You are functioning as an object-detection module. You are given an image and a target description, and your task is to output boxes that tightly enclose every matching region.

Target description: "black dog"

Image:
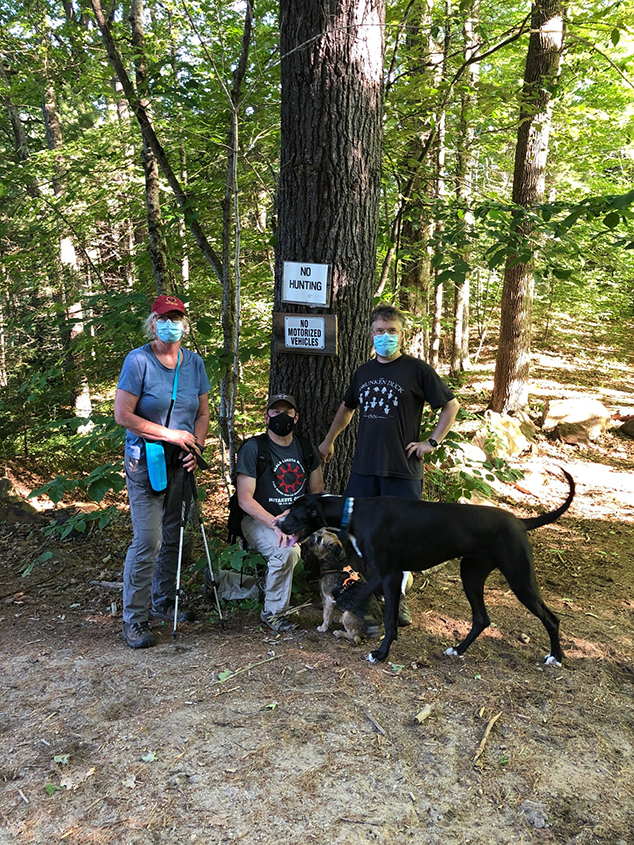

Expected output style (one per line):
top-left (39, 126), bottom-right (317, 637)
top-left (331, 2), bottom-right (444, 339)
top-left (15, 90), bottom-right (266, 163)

top-left (277, 471), bottom-right (575, 666)
top-left (303, 529), bottom-right (381, 644)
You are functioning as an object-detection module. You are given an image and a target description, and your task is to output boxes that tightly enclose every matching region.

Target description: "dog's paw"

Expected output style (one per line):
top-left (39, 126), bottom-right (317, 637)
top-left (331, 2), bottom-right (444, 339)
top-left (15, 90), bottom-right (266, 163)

top-left (543, 654), bottom-right (562, 667)
top-left (367, 652), bottom-right (379, 663)
top-left (316, 624), bottom-right (328, 633)
top-left (444, 647), bottom-right (459, 658)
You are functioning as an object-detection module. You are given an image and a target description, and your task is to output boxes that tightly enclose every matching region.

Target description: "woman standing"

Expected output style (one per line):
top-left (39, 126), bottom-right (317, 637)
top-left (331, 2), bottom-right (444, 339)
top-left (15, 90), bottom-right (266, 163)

top-left (114, 295), bottom-right (211, 649)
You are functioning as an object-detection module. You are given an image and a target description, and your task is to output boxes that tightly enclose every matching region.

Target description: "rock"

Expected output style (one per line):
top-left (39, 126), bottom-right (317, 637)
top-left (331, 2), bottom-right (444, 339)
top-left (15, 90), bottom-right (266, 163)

top-left (0, 504), bottom-right (47, 525)
top-left (555, 422), bottom-right (593, 445)
top-left (0, 477), bottom-right (15, 502)
top-left (472, 410), bottom-right (534, 460)
top-left (619, 419), bottom-right (634, 439)
top-left (541, 398), bottom-right (611, 440)
top-left (519, 799), bottom-right (549, 829)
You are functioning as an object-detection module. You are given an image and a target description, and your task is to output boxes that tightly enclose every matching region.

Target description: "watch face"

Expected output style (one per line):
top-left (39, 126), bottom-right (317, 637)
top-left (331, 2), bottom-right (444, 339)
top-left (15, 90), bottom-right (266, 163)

top-left (429, 438), bottom-right (438, 448)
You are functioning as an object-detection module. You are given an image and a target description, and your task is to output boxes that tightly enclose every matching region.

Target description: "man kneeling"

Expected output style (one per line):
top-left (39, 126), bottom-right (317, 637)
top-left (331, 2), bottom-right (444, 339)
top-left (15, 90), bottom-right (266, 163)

top-left (236, 394), bottom-right (323, 632)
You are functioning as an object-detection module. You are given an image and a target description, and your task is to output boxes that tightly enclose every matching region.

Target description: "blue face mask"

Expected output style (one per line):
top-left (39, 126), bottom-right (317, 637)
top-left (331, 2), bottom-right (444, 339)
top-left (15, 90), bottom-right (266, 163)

top-left (156, 318), bottom-right (184, 343)
top-left (373, 333), bottom-right (400, 358)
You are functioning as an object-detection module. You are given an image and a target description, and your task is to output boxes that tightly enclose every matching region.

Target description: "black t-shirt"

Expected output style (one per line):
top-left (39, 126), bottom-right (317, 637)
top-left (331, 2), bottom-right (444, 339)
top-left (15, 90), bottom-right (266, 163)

top-left (236, 434), bottom-right (321, 516)
top-left (343, 354), bottom-right (455, 479)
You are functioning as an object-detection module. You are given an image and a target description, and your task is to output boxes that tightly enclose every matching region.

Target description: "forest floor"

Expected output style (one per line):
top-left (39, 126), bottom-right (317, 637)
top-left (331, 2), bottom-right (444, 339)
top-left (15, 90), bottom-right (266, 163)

top-left (2, 316), bottom-right (634, 845)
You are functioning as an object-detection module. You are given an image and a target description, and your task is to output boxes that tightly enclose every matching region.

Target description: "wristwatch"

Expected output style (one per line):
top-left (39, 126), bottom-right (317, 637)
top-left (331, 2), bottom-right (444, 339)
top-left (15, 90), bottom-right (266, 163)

top-left (428, 438), bottom-right (439, 448)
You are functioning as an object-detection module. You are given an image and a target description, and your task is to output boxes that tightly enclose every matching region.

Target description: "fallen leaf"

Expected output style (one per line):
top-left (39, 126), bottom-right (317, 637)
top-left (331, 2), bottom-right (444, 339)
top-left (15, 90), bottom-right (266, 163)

top-left (60, 768), bottom-right (95, 791)
top-left (54, 754), bottom-right (69, 765)
top-left (122, 774), bottom-right (136, 789)
top-left (141, 751), bottom-right (156, 763)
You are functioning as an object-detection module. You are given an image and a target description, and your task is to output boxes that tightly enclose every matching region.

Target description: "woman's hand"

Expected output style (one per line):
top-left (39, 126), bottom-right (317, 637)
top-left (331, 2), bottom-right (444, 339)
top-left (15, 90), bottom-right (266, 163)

top-left (165, 428), bottom-right (197, 452)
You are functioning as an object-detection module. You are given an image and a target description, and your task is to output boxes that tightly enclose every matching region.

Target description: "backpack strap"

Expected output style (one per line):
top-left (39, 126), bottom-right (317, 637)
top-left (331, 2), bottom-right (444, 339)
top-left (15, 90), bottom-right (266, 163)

top-left (255, 432), bottom-right (271, 478)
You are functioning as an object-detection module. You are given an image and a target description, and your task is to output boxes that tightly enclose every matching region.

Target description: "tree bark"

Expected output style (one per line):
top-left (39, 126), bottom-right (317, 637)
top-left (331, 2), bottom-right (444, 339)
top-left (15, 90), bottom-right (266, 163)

top-left (451, 0), bottom-right (479, 376)
top-left (429, 1), bottom-right (451, 370)
top-left (490, 0), bottom-right (564, 413)
top-left (218, 2), bottom-right (253, 470)
top-left (130, 0), bottom-right (174, 295)
top-left (273, 0), bottom-right (385, 493)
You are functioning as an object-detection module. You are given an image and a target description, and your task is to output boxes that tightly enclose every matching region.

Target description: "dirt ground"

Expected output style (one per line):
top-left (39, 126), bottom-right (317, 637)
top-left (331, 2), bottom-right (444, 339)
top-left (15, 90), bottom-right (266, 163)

top-left (2, 320), bottom-right (634, 845)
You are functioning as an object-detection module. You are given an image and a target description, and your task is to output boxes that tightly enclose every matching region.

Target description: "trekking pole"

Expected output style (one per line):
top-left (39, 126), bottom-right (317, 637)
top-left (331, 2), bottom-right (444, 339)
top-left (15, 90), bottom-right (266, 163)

top-left (172, 465), bottom-right (190, 642)
top-left (189, 472), bottom-right (225, 630)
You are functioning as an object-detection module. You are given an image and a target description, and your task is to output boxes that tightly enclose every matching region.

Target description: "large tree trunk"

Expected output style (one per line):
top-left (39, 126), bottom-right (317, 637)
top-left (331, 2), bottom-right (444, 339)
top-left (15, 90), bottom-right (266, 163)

top-left (490, 0), bottom-right (564, 413)
top-left (272, 0), bottom-right (385, 493)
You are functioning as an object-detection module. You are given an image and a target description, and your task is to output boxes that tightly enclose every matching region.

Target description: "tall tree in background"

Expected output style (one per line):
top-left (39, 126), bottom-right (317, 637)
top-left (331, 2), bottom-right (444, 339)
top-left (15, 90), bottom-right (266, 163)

top-left (450, 0), bottom-right (479, 375)
top-left (489, 0), bottom-right (564, 412)
top-left (271, 0), bottom-right (385, 492)
top-left (130, 0), bottom-right (173, 295)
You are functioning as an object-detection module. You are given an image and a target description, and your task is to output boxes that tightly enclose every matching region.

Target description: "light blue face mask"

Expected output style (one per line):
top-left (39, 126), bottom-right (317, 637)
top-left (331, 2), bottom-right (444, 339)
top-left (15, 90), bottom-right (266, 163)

top-left (156, 318), bottom-right (184, 343)
top-left (373, 333), bottom-right (400, 358)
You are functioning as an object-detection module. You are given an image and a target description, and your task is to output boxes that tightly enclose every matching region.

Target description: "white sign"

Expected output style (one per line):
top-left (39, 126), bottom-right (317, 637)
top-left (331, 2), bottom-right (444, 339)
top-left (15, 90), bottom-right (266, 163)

top-left (282, 261), bottom-right (330, 306)
top-left (284, 316), bottom-right (325, 350)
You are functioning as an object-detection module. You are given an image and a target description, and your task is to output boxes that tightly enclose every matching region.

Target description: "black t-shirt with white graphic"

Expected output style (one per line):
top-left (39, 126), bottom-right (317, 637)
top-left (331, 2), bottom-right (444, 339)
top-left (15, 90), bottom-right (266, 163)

top-left (343, 354), bottom-right (455, 480)
top-left (236, 434), bottom-right (321, 516)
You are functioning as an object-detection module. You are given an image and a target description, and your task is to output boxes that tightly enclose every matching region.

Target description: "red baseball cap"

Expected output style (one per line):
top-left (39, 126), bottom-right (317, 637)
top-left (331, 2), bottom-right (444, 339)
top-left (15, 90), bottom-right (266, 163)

top-left (151, 294), bottom-right (185, 316)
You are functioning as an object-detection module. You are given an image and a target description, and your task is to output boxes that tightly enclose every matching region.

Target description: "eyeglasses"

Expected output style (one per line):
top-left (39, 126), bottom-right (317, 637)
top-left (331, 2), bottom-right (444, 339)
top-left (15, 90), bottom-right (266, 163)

top-left (372, 327), bottom-right (399, 335)
top-left (157, 314), bottom-right (184, 323)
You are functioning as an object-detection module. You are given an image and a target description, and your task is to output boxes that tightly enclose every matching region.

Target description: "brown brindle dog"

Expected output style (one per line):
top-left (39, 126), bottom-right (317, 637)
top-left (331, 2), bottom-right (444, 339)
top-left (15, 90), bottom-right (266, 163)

top-left (303, 529), bottom-right (381, 645)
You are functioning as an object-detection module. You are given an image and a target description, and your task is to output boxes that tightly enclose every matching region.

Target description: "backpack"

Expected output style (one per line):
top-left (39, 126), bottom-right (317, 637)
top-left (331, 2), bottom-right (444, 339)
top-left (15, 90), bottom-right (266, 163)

top-left (227, 433), bottom-right (315, 543)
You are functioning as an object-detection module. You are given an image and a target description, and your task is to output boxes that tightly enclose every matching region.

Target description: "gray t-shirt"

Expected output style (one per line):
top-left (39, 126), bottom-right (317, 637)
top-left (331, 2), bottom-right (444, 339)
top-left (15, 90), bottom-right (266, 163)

top-left (117, 344), bottom-right (211, 459)
top-left (236, 434), bottom-right (320, 516)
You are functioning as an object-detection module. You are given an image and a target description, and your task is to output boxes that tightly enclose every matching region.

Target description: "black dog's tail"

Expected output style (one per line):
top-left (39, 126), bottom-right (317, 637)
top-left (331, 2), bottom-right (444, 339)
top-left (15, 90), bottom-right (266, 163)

top-left (522, 468), bottom-right (575, 531)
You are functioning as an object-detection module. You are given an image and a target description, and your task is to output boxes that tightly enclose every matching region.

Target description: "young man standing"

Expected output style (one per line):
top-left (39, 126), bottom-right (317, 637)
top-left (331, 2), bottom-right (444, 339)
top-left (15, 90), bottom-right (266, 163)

top-left (318, 304), bottom-right (460, 624)
top-left (237, 395), bottom-right (323, 632)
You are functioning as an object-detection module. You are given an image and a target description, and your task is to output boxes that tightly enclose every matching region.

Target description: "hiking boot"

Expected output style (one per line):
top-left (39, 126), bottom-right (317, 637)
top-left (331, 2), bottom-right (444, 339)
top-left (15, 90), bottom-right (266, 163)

top-left (398, 593), bottom-right (412, 627)
top-left (150, 602), bottom-right (196, 623)
top-left (260, 610), bottom-right (296, 633)
top-left (122, 621), bottom-right (157, 649)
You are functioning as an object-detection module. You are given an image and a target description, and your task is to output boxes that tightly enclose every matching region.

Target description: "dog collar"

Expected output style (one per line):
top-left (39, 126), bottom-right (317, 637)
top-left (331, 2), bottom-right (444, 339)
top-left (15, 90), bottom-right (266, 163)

top-left (338, 497), bottom-right (354, 541)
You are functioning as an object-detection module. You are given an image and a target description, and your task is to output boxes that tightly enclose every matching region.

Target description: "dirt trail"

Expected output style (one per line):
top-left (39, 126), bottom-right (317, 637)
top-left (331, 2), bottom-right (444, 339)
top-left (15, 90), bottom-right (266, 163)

top-left (2, 324), bottom-right (634, 844)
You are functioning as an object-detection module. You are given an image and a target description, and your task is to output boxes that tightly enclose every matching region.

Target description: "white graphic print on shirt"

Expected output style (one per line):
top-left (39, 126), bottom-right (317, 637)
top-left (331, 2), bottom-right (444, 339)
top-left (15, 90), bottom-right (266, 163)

top-left (359, 378), bottom-right (405, 419)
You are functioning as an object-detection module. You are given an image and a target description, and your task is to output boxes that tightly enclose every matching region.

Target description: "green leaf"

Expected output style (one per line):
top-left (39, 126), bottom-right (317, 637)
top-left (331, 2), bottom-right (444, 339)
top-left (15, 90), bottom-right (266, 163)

top-left (611, 190), bottom-right (634, 210)
top-left (552, 268), bottom-right (572, 280)
top-left (141, 751), bottom-right (156, 762)
top-left (54, 754), bottom-right (69, 765)
top-left (196, 318), bottom-right (213, 337)
top-left (487, 248), bottom-right (507, 269)
top-left (218, 669), bottom-right (233, 681)
top-left (45, 784), bottom-right (61, 796)
top-left (603, 211), bottom-right (620, 229)
top-left (611, 27), bottom-right (620, 46)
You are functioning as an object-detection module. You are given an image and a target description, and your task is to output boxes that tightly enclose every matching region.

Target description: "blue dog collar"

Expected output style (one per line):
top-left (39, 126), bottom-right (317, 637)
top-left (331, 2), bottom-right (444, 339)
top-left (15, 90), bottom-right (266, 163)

top-left (338, 497), bottom-right (354, 541)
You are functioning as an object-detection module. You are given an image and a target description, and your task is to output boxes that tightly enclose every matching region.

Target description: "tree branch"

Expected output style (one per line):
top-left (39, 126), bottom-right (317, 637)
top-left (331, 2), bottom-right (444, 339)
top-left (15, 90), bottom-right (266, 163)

top-left (90, 0), bottom-right (223, 282)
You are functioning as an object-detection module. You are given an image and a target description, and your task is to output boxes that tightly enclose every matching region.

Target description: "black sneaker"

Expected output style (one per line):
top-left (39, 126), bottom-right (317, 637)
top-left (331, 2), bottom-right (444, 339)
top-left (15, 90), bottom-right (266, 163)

top-left (398, 593), bottom-right (412, 627)
top-left (122, 621), bottom-right (157, 649)
top-left (150, 603), bottom-right (196, 623)
top-left (260, 610), bottom-right (296, 632)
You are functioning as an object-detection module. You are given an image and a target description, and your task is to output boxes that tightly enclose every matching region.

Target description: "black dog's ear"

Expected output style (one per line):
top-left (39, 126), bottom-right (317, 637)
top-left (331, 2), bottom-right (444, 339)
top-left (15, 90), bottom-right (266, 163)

top-left (307, 496), bottom-right (327, 527)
